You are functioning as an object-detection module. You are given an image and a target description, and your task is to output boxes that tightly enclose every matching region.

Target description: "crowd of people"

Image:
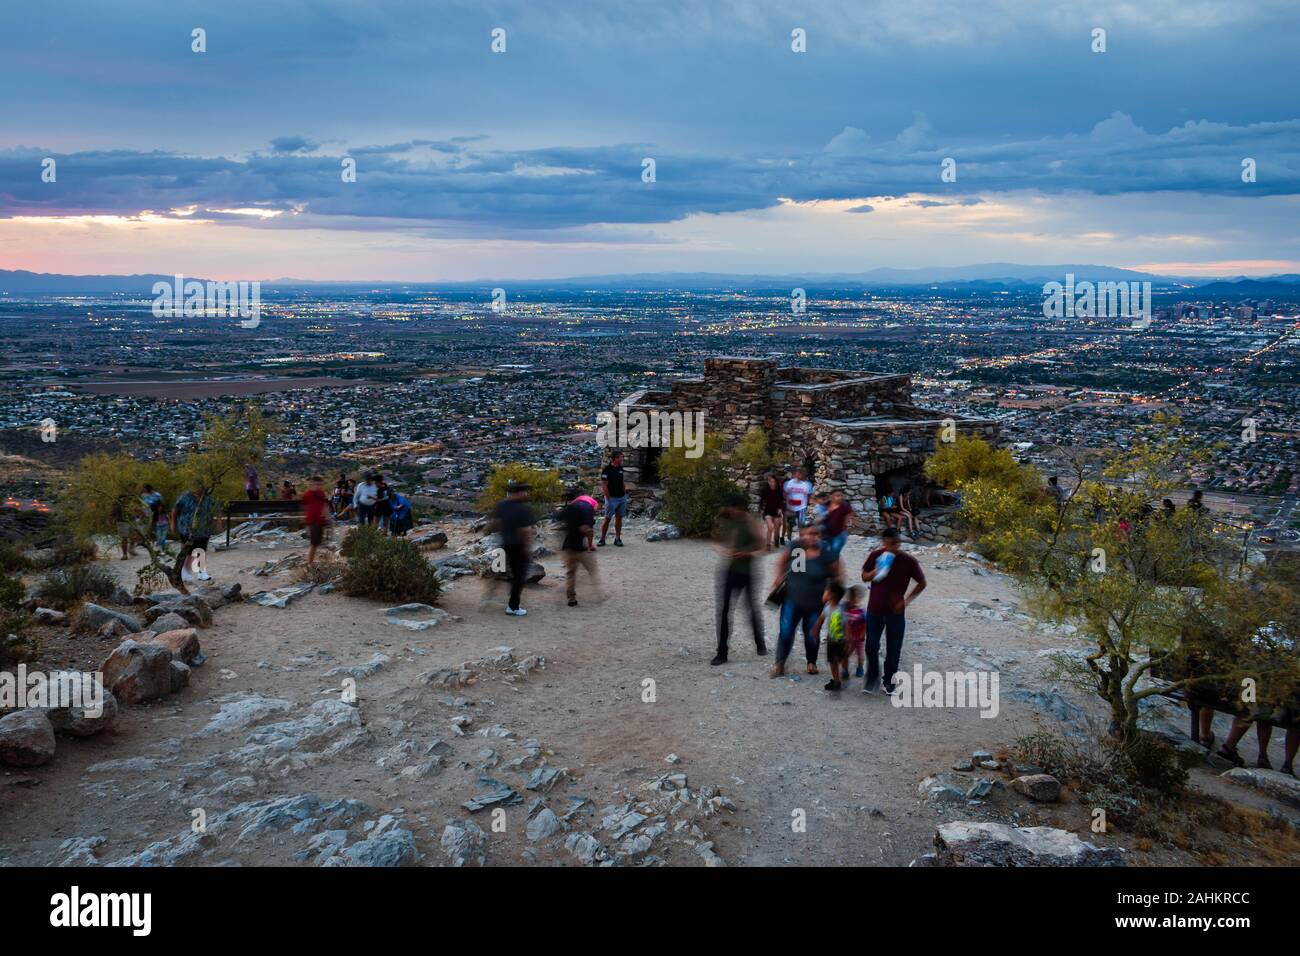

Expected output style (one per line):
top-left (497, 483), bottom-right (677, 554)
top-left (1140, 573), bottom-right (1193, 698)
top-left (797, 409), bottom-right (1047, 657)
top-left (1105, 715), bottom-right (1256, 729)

top-left (717, 469), bottom-right (929, 695)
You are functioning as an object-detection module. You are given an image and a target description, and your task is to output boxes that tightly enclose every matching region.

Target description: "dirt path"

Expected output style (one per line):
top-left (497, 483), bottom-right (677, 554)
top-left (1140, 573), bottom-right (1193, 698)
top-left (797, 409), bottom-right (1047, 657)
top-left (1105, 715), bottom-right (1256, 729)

top-left (1, 519), bottom-right (1292, 866)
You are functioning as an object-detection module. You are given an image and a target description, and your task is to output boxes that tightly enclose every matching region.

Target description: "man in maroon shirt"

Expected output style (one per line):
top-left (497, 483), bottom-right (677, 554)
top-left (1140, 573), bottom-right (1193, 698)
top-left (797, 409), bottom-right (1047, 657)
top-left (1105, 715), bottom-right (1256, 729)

top-left (860, 527), bottom-right (926, 694)
top-left (302, 476), bottom-right (330, 565)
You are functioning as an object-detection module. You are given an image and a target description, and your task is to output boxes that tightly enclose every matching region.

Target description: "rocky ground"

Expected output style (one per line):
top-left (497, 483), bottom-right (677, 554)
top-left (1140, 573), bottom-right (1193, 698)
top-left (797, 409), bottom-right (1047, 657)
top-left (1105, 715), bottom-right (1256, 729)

top-left (2, 515), bottom-right (1299, 867)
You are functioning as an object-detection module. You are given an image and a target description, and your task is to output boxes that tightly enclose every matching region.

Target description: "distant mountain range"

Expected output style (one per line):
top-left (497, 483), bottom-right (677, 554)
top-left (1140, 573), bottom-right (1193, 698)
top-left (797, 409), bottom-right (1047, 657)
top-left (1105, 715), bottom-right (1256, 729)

top-left (3, 265), bottom-right (1300, 296)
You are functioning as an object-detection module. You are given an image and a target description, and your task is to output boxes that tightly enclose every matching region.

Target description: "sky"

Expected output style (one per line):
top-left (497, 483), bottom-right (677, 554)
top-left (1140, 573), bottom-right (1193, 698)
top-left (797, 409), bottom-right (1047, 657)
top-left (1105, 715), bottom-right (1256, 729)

top-left (1, 0), bottom-right (1298, 281)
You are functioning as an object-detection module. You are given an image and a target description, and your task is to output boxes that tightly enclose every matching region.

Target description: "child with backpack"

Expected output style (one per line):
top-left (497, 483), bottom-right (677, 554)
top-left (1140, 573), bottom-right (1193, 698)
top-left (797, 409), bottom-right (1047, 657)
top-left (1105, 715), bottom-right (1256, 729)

top-left (814, 581), bottom-right (849, 691)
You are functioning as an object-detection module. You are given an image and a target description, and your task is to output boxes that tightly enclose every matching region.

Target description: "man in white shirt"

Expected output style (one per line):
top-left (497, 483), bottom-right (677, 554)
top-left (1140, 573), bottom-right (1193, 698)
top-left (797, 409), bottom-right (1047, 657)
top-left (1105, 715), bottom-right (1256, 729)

top-left (353, 473), bottom-right (379, 526)
top-left (783, 468), bottom-right (813, 532)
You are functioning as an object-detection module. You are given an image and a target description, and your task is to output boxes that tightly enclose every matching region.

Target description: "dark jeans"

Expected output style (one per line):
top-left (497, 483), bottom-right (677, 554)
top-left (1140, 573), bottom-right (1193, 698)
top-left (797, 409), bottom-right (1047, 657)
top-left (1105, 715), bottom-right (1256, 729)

top-left (504, 543), bottom-right (529, 611)
top-left (865, 611), bottom-right (906, 689)
top-left (716, 566), bottom-right (763, 655)
top-left (777, 601), bottom-right (821, 666)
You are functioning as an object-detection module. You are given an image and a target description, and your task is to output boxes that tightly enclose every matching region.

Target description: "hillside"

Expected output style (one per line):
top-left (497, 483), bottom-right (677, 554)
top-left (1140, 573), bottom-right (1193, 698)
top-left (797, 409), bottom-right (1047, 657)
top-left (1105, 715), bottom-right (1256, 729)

top-left (2, 517), bottom-right (1297, 867)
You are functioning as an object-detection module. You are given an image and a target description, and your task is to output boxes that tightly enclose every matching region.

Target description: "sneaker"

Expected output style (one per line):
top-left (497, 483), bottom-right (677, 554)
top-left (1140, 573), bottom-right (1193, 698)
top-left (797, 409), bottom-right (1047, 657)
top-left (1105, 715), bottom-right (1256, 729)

top-left (1257, 754), bottom-right (1273, 771)
top-left (854, 665), bottom-right (864, 678)
top-left (614, 538), bottom-right (624, 547)
top-left (598, 538), bottom-right (607, 547)
top-left (505, 606), bottom-right (528, 617)
top-left (196, 571), bottom-right (212, 581)
top-left (824, 680), bottom-right (841, 691)
top-left (567, 599), bottom-right (578, 607)
top-left (861, 682), bottom-right (873, 695)
top-left (710, 654), bottom-right (727, 666)
top-left (181, 568), bottom-right (195, 583)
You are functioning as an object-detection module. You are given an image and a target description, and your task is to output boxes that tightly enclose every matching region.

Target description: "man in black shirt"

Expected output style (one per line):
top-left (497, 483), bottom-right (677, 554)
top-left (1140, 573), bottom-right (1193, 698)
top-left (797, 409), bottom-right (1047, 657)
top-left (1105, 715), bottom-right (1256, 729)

top-left (492, 481), bottom-right (536, 616)
top-left (599, 451), bottom-right (628, 547)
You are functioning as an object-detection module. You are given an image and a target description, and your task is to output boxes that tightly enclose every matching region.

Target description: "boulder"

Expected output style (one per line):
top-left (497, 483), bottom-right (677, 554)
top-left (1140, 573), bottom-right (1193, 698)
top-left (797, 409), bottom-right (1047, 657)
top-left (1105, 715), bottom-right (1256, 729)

top-left (149, 611), bottom-right (190, 634)
top-left (148, 628), bottom-right (203, 666)
top-left (931, 822), bottom-right (1124, 867)
top-left (1012, 774), bottom-right (1062, 803)
top-left (1221, 767), bottom-right (1300, 808)
top-left (80, 603), bottom-right (141, 634)
top-left (918, 773), bottom-right (968, 804)
top-left (33, 607), bottom-right (66, 625)
top-left (645, 524), bottom-right (682, 542)
top-left (96, 619), bottom-right (134, 642)
top-left (0, 708), bottom-right (57, 766)
top-left (46, 672), bottom-right (119, 737)
top-left (170, 660), bottom-right (192, 693)
top-left (145, 596), bottom-right (212, 628)
top-left (101, 639), bottom-right (175, 704)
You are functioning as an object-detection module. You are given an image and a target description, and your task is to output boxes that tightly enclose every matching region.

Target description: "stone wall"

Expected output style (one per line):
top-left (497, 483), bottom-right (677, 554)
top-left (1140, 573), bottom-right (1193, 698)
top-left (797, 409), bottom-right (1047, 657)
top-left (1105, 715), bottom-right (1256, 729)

top-left (607, 357), bottom-right (1001, 510)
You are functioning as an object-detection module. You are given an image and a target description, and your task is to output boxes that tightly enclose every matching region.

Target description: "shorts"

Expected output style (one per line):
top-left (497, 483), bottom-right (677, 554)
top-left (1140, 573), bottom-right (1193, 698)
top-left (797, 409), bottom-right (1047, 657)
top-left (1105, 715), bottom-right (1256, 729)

top-left (308, 523), bottom-right (325, 546)
top-left (605, 496), bottom-right (628, 517)
top-left (825, 640), bottom-right (848, 663)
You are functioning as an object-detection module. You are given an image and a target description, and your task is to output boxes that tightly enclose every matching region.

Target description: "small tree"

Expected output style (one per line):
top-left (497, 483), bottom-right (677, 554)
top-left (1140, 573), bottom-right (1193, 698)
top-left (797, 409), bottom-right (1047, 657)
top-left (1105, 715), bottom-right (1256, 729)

top-left (926, 419), bottom-right (1275, 744)
top-left (732, 427), bottom-right (777, 483)
top-left (59, 405), bottom-right (273, 593)
top-left (660, 435), bottom-right (743, 537)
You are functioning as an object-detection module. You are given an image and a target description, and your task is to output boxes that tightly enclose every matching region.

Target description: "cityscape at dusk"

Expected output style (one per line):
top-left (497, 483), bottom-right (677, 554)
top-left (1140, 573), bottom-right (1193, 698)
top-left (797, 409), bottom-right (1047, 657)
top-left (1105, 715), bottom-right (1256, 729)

top-left (1, 0), bottom-right (1297, 918)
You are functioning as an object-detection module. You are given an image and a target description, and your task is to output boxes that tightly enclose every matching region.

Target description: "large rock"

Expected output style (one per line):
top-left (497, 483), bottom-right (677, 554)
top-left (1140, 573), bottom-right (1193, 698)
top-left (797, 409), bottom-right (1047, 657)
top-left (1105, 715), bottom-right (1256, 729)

top-left (1221, 767), bottom-right (1300, 808)
top-left (149, 611), bottom-right (191, 635)
top-left (80, 603), bottom-right (141, 634)
top-left (145, 596), bottom-right (212, 628)
top-left (33, 607), bottom-right (66, 625)
top-left (148, 628), bottom-right (203, 665)
top-left (918, 773), bottom-right (968, 804)
top-left (101, 639), bottom-right (175, 704)
top-left (1012, 774), bottom-right (1062, 803)
top-left (0, 708), bottom-right (57, 766)
top-left (325, 827), bottom-right (420, 867)
top-left (931, 822), bottom-right (1125, 867)
top-left (46, 672), bottom-right (119, 737)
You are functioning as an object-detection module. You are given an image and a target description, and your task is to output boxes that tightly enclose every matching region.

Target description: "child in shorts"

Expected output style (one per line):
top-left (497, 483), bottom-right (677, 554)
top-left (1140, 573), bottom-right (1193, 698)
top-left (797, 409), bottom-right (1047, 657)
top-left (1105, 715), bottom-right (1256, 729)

top-left (815, 581), bottom-right (848, 691)
top-left (843, 584), bottom-right (867, 678)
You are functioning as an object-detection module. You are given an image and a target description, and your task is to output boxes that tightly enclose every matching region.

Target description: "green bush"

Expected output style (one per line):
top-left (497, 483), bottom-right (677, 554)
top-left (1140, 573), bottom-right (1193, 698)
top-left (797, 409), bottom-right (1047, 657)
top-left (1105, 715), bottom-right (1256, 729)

top-left (34, 562), bottom-right (120, 611)
top-left (659, 437), bottom-right (743, 537)
top-left (339, 525), bottom-right (441, 605)
top-left (0, 573), bottom-right (34, 668)
top-left (0, 541), bottom-right (30, 574)
top-left (477, 463), bottom-right (564, 515)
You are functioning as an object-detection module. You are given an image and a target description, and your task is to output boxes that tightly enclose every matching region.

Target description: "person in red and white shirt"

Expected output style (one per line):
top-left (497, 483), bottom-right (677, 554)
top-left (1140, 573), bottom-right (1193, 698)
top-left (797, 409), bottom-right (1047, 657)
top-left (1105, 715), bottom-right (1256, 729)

top-left (783, 468), bottom-right (813, 532)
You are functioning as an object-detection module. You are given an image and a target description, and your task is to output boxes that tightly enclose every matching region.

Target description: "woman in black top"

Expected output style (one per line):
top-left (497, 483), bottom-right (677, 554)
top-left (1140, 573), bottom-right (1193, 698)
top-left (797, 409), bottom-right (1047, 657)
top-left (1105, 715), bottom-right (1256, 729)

top-left (759, 473), bottom-right (786, 549)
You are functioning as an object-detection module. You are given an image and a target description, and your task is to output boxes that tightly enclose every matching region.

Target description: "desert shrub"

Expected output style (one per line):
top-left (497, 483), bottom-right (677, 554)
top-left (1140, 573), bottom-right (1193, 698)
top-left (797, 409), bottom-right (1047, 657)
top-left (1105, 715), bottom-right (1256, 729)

top-left (29, 538), bottom-right (99, 570)
top-left (1011, 727), bottom-right (1190, 834)
top-left (0, 573), bottom-right (33, 668)
top-left (659, 437), bottom-right (744, 537)
top-left (34, 562), bottom-right (120, 610)
top-left (0, 541), bottom-right (30, 574)
top-left (339, 525), bottom-right (440, 605)
top-left (476, 463), bottom-right (563, 515)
